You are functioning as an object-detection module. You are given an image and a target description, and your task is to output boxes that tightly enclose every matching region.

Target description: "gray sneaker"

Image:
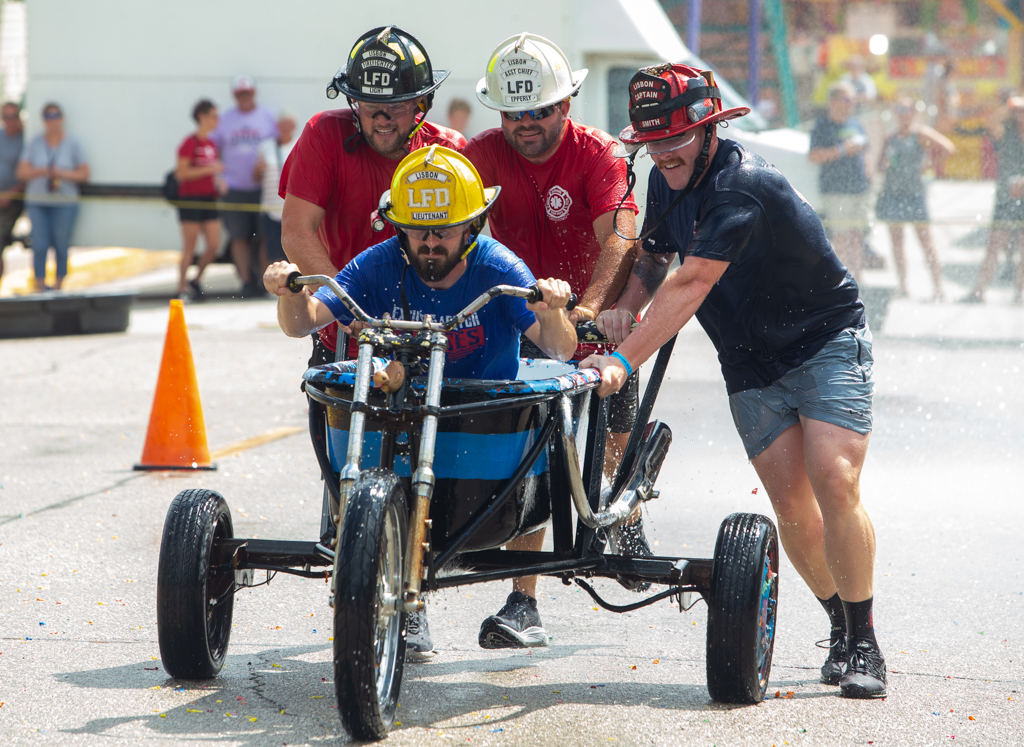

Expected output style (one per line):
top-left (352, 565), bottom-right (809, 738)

top-left (608, 516), bottom-right (652, 592)
top-left (405, 608), bottom-right (435, 661)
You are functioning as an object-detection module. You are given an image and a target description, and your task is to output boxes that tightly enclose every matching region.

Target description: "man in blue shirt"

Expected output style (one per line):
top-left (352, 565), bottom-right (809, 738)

top-left (582, 64), bottom-right (886, 699)
top-left (264, 146), bottom-right (575, 657)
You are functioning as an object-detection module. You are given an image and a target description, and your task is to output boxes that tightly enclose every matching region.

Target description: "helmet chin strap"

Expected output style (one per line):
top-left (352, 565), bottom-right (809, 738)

top-left (613, 122), bottom-right (715, 243)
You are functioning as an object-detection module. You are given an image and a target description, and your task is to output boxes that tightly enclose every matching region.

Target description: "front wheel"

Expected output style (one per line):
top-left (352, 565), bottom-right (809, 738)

top-left (157, 489), bottom-right (235, 679)
top-left (706, 512), bottom-right (779, 704)
top-left (333, 470), bottom-right (408, 741)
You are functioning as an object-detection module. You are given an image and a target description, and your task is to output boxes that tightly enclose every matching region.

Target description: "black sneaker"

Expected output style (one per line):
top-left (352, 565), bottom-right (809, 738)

top-left (188, 278), bottom-right (204, 301)
top-left (405, 608), bottom-right (435, 662)
top-left (478, 591), bottom-right (548, 649)
top-left (607, 516), bottom-right (652, 592)
top-left (816, 628), bottom-right (848, 685)
top-left (839, 638), bottom-right (887, 698)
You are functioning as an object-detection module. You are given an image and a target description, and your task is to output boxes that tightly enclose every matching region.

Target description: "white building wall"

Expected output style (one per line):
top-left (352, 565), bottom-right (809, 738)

top-left (24, 0), bottom-right (674, 249)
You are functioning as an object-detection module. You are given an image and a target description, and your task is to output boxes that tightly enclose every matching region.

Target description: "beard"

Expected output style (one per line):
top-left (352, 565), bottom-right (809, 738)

top-left (360, 112), bottom-right (418, 158)
top-left (504, 119), bottom-right (563, 159)
top-left (407, 242), bottom-right (464, 283)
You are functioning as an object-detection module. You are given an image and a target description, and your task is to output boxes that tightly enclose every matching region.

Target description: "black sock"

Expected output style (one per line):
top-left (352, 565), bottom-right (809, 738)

top-left (817, 593), bottom-right (846, 635)
top-left (842, 597), bottom-right (877, 644)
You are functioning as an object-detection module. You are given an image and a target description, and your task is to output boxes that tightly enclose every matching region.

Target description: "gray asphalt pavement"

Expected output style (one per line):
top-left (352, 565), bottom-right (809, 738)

top-left (1, 297), bottom-right (1022, 746)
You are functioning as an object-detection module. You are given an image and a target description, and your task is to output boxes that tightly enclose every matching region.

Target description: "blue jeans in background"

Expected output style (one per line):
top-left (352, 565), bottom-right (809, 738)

top-left (28, 203), bottom-right (79, 280)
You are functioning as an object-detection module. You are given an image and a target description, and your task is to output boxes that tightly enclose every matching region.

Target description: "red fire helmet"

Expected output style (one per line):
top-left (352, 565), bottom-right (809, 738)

top-left (617, 63), bottom-right (749, 155)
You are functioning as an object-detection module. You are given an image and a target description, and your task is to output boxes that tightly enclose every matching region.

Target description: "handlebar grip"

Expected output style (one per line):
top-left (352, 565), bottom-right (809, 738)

top-left (286, 271), bottom-right (302, 294)
top-left (526, 285), bottom-right (578, 311)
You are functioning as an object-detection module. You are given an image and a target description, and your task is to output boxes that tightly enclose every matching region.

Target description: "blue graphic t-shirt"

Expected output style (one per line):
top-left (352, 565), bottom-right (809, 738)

top-left (313, 235), bottom-right (539, 380)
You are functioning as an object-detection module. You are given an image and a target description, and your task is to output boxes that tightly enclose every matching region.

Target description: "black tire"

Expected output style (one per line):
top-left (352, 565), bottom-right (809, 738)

top-left (706, 512), bottom-right (779, 704)
top-left (333, 470), bottom-right (409, 740)
top-left (157, 489), bottom-right (235, 679)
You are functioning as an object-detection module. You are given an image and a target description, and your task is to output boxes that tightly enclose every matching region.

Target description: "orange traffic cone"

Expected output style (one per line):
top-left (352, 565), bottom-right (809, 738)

top-left (134, 300), bottom-right (215, 471)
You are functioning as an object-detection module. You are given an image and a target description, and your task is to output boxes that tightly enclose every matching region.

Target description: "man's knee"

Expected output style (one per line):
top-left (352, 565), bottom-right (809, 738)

top-left (812, 462), bottom-right (863, 517)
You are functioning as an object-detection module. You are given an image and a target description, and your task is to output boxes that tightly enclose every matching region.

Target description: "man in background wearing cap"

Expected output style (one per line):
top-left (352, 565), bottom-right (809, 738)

top-left (583, 64), bottom-right (887, 699)
top-left (213, 75), bottom-right (278, 296)
top-left (280, 26), bottom-right (464, 368)
top-left (464, 34), bottom-right (642, 649)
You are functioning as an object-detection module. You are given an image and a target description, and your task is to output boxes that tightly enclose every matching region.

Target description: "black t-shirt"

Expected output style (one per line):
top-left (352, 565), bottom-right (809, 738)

top-left (809, 116), bottom-right (870, 194)
top-left (642, 139), bottom-right (865, 395)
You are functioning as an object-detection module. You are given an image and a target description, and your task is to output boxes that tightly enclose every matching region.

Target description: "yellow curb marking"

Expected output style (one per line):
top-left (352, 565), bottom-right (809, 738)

top-left (0, 247), bottom-right (179, 296)
top-left (210, 426), bottom-right (305, 460)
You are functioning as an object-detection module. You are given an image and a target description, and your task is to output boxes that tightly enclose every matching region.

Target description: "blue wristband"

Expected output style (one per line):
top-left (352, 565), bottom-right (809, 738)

top-left (609, 351), bottom-right (633, 377)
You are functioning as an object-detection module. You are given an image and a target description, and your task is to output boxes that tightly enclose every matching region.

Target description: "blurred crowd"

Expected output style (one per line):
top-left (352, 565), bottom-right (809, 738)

top-left (167, 78), bottom-right (477, 303)
top-left (808, 74), bottom-right (1024, 305)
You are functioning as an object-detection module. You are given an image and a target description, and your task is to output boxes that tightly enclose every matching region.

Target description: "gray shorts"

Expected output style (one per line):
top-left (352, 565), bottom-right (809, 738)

top-left (729, 327), bottom-right (874, 459)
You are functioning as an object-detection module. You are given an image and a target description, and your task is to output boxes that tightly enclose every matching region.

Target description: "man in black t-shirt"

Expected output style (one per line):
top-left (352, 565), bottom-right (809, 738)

top-left (582, 64), bottom-right (887, 699)
top-left (809, 82), bottom-right (871, 280)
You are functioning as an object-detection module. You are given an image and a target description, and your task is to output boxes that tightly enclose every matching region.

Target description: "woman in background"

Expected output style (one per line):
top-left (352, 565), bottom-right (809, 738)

top-left (875, 96), bottom-right (954, 302)
top-left (174, 99), bottom-right (223, 301)
top-left (17, 102), bottom-right (89, 292)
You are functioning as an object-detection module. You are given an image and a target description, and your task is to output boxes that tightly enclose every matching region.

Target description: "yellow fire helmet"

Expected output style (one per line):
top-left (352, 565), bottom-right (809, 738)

top-left (378, 145), bottom-right (500, 234)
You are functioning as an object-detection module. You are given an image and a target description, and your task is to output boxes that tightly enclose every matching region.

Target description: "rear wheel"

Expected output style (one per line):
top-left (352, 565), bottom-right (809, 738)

top-left (706, 512), bottom-right (779, 703)
top-left (157, 489), bottom-right (235, 679)
top-left (333, 470), bottom-right (408, 740)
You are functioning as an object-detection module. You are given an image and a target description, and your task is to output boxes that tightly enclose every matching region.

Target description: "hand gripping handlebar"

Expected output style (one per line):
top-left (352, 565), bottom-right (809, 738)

top-left (285, 271), bottom-right (576, 332)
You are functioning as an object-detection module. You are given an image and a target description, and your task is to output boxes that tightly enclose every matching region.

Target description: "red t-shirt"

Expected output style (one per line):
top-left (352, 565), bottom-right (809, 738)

top-left (280, 109), bottom-right (466, 351)
top-left (463, 120), bottom-right (637, 298)
top-left (176, 135), bottom-right (218, 197)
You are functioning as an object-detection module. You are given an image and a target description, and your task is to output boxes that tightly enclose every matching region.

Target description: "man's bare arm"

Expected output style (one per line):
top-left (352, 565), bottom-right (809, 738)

top-left (594, 250), bottom-right (673, 344)
top-left (281, 193), bottom-right (338, 277)
top-left (264, 261), bottom-right (337, 337)
top-left (572, 209), bottom-right (638, 323)
top-left (584, 256), bottom-right (729, 397)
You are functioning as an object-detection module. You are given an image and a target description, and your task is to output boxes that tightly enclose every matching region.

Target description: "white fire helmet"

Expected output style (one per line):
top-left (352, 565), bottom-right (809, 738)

top-left (476, 32), bottom-right (588, 112)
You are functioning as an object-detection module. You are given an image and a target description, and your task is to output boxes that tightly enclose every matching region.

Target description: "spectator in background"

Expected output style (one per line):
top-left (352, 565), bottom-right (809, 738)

top-left (967, 95), bottom-right (1024, 304)
top-left (875, 96), bottom-right (955, 302)
top-left (17, 103), bottom-right (88, 292)
top-left (809, 83), bottom-right (871, 280)
top-left (174, 99), bottom-right (223, 302)
top-left (212, 75), bottom-right (277, 297)
top-left (254, 111), bottom-right (297, 265)
top-left (0, 101), bottom-right (24, 287)
top-left (841, 55), bottom-right (877, 113)
top-left (447, 98), bottom-right (471, 135)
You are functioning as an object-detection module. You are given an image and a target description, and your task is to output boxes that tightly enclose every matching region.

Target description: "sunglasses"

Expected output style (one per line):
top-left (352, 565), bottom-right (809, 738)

top-left (404, 225), bottom-right (461, 241)
top-left (643, 131), bottom-right (697, 157)
top-left (2, 113), bottom-right (19, 121)
top-left (43, 111), bottom-right (63, 120)
top-left (501, 104), bottom-right (560, 122)
top-left (352, 99), bottom-right (420, 117)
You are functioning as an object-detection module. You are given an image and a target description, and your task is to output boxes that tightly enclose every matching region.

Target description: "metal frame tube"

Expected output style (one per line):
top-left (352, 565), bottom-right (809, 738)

top-left (560, 396), bottom-right (647, 529)
top-left (403, 333), bottom-right (447, 609)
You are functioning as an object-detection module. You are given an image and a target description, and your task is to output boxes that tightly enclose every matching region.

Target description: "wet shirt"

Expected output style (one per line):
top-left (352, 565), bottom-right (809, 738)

top-left (211, 105), bottom-right (278, 191)
top-left (312, 235), bottom-right (537, 380)
top-left (176, 134), bottom-right (219, 197)
top-left (463, 120), bottom-right (637, 297)
top-left (642, 139), bottom-right (865, 394)
top-left (810, 116), bottom-right (870, 194)
top-left (281, 109), bottom-right (466, 351)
